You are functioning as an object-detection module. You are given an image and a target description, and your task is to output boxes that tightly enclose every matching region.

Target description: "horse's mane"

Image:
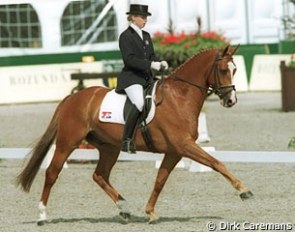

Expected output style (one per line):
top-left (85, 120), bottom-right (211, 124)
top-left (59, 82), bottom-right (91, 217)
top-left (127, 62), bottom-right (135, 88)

top-left (170, 47), bottom-right (218, 76)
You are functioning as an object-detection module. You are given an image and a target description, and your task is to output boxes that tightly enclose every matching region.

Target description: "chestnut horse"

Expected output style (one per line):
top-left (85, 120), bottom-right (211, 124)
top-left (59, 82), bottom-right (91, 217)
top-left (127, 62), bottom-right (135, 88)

top-left (17, 45), bottom-right (253, 225)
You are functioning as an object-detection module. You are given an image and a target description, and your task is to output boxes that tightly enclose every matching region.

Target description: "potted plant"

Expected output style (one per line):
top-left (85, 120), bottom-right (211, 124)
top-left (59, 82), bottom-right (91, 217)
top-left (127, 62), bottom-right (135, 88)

top-left (279, 0), bottom-right (295, 53)
top-left (280, 54), bottom-right (295, 111)
top-left (152, 17), bottom-right (229, 70)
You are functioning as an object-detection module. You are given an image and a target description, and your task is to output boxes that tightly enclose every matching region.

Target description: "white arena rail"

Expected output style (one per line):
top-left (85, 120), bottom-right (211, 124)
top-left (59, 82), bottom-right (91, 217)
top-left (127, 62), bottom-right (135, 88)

top-left (1, 147), bottom-right (295, 163)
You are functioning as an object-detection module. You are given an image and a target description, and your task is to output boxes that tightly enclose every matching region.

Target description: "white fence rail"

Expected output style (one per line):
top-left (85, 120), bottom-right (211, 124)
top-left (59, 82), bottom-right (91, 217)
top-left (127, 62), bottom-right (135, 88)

top-left (1, 148), bottom-right (295, 163)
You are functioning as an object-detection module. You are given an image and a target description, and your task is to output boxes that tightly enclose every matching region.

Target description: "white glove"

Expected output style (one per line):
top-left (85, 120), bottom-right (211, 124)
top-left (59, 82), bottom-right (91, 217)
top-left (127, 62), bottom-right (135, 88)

top-left (151, 61), bottom-right (161, 71)
top-left (161, 60), bottom-right (169, 70)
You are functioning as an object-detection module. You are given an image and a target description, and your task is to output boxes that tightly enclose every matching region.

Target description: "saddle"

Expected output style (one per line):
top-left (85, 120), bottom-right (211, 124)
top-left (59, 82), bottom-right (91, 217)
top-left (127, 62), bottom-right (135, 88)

top-left (99, 81), bottom-right (159, 152)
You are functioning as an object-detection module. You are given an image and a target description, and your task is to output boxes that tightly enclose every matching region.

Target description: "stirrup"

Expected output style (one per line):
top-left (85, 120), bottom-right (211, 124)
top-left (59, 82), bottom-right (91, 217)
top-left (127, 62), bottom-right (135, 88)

top-left (121, 139), bottom-right (136, 154)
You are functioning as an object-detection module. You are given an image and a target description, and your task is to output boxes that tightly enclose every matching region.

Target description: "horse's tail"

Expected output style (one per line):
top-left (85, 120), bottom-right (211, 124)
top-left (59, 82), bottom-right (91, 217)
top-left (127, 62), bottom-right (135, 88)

top-left (16, 98), bottom-right (66, 192)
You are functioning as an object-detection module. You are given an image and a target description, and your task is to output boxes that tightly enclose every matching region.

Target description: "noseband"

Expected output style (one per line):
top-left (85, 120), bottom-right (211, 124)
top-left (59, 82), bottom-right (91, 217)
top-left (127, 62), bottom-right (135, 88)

top-left (173, 55), bottom-right (236, 99)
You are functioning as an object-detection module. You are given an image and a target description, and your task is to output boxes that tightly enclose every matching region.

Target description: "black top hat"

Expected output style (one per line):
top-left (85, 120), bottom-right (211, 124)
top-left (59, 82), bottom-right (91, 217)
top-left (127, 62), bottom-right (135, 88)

top-left (126, 4), bottom-right (151, 16)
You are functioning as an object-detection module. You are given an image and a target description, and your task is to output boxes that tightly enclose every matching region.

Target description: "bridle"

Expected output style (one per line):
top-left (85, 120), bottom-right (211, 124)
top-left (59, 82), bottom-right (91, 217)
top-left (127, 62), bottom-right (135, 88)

top-left (172, 55), bottom-right (236, 99)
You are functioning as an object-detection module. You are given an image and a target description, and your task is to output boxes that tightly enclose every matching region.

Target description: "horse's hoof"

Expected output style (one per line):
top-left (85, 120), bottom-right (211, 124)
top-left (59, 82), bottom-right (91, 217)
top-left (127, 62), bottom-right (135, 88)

top-left (37, 220), bottom-right (47, 226)
top-left (240, 191), bottom-right (254, 200)
top-left (119, 211), bottom-right (131, 224)
top-left (147, 212), bottom-right (159, 224)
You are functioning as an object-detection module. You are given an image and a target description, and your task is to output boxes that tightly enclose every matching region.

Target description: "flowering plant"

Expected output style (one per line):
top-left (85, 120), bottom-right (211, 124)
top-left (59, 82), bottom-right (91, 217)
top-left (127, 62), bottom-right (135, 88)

top-left (287, 54), bottom-right (295, 68)
top-left (152, 30), bottom-right (229, 69)
top-left (289, 136), bottom-right (295, 149)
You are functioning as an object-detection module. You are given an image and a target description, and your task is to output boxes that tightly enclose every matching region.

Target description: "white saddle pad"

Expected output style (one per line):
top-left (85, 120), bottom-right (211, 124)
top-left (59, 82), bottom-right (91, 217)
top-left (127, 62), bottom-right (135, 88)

top-left (99, 83), bottom-right (158, 125)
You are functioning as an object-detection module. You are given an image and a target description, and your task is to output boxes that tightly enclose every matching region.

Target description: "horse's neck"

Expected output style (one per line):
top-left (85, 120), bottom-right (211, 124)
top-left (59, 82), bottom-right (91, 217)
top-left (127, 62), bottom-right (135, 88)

top-left (174, 50), bottom-right (215, 86)
top-left (163, 78), bottom-right (206, 118)
top-left (163, 50), bottom-right (216, 117)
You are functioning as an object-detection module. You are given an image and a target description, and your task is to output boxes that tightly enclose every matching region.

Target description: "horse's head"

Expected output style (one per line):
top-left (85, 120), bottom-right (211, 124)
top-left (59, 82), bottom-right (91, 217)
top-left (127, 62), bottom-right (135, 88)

top-left (209, 45), bottom-right (239, 108)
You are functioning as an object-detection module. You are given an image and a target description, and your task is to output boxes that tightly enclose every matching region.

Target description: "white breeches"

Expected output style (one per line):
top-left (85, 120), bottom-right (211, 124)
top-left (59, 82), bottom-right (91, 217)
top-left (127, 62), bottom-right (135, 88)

top-left (125, 84), bottom-right (144, 112)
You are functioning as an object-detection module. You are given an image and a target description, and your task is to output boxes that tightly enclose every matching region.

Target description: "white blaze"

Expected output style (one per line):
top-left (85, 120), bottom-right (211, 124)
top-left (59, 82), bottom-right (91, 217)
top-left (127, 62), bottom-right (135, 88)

top-left (228, 61), bottom-right (237, 105)
top-left (228, 61), bottom-right (236, 80)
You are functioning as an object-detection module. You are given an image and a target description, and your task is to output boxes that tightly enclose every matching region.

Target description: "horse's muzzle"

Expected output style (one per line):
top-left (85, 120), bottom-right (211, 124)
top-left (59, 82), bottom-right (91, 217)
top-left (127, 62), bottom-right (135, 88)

top-left (220, 90), bottom-right (237, 108)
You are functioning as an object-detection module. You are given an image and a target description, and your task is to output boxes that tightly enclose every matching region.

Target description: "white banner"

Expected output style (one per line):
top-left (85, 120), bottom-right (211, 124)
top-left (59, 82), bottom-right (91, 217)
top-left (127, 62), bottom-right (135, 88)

top-left (249, 55), bottom-right (290, 91)
top-left (0, 62), bottom-right (104, 104)
top-left (234, 55), bottom-right (248, 92)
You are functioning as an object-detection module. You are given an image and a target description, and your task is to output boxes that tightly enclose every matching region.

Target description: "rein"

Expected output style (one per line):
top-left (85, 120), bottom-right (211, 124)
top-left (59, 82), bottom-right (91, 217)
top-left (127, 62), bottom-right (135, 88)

top-left (155, 73), bottom-right (166, 106)
top-left (172, 75), bottom-right (214, 95)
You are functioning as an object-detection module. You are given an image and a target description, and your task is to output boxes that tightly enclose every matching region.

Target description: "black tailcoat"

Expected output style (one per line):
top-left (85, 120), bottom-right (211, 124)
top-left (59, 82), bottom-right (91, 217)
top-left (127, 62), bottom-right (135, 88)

top-left (116, 26), bottom-right (157, 92)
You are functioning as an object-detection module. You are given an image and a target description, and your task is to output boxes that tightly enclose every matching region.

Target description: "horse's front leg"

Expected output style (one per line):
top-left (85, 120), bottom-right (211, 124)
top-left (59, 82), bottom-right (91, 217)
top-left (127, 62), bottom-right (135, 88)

top-left (145, 153), bottom-right (182, 223)
top-left (183, 140), bottom-right (253, 199)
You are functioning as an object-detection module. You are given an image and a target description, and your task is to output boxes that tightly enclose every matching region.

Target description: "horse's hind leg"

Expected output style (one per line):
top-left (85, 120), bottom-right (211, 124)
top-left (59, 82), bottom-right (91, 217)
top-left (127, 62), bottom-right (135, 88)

top-left (91, 144), bottom-right (130, 222)
top-left (183, 141), bottom-right (253, 200)
top-left (38, 145), bottom-right (75, 225)
top-left (145, 153), bottom-right (182, 223)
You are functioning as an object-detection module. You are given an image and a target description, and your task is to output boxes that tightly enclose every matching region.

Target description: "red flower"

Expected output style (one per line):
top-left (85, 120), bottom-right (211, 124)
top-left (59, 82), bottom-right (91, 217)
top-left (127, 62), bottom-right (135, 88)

top-left (153, 31), bottom-right (165, 39)
top-left (163, 33), bottom-right (184, 45)
top-left (184, 44), bottom-right (190, 49)
top-left (200, 31), bottom-right (228, 43)
top-left (155, 32), bottom-right (189, 45)
top-left (201, 31), bottom-right (219, 39)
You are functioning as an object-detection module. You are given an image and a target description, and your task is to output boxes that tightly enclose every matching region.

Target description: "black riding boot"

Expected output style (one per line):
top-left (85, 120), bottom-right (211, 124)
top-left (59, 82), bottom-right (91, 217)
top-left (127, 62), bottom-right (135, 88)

top-left (121, 104), bottom-right (141, 153)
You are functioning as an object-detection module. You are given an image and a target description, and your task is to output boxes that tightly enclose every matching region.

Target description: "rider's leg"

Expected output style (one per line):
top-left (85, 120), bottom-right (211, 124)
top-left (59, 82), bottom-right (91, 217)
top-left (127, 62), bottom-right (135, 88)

top-left (121, 84), bottom-right (144, 153)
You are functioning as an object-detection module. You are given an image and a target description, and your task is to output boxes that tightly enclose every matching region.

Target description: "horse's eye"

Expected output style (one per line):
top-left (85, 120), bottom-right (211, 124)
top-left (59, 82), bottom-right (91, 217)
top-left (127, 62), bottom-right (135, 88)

top-left (219, 69), bottom-right (228, 75)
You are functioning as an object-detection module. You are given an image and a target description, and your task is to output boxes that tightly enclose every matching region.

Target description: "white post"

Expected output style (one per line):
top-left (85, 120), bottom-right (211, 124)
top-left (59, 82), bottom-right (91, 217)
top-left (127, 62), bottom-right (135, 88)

top-left (41, 145), bottom-right (68, 169)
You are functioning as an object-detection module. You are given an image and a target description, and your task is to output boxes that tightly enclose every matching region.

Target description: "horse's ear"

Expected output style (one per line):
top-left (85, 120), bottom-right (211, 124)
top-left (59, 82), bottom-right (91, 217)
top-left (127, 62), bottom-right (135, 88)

top-left (231, 44), bottom-right (240, 55)
top-left (222, 44), bottom-right (230, 57)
